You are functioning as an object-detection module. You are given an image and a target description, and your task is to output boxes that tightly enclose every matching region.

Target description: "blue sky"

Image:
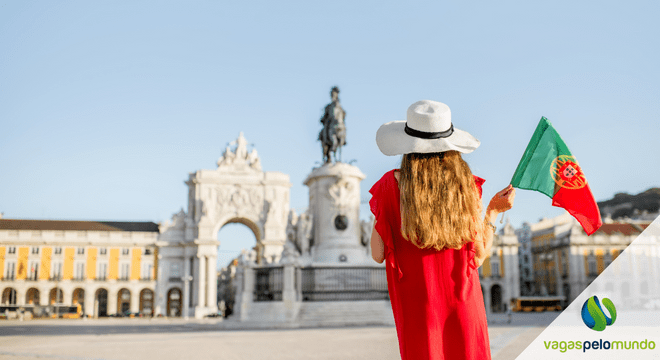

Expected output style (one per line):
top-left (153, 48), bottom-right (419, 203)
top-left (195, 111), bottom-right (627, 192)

top-left (1, 1), bottom-right (658, 268)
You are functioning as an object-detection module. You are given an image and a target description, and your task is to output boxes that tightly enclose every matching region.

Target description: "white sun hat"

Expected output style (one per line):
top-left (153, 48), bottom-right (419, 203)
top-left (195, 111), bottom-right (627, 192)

top-left (376, 100), bottom-right (480, 156)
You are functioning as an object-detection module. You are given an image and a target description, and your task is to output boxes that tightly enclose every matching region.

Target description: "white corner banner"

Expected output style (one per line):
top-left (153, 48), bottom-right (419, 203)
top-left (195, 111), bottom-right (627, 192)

top-left (516, 215), bottom-right (660, 359)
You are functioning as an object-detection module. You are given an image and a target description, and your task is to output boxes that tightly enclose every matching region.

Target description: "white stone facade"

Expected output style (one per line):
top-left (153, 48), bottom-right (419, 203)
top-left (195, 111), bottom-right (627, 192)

top-left (156, 133), bottom-right (292, 318)
top-left (478, 221), bottom-right (520, 313)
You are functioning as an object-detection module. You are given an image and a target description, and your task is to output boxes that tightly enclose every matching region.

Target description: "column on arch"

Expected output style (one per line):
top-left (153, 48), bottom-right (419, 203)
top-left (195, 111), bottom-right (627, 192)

top-left (39, 287), bottom-right (49, 307)
top-left (15, 288), bottom-right (25, 306)
top-left (197, 255), bottom-right (206, 308)
top-left (84, 286), bottom-right (95, 317)
top-left (191, 256), bottom-right (198, 308)
top-left (183, 256), bottom-right (191, 315)
top-left (130, 287), bottom-right (140, 314)
top-left (207, 255), bottom-right (217, 311)
top-left (108, 289), bottom-right (118, 316)
top-left (483, 282), bottom-right (492, 315)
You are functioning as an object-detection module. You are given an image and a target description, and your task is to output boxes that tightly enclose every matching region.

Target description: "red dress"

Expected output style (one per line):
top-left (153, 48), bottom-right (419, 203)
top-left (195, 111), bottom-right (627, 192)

top-left (369, 169), bottom-right (490, 360)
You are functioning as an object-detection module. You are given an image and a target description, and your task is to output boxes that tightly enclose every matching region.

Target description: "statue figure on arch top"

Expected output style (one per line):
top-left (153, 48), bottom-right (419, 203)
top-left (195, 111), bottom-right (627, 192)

top-left (217, 132), bottom-right (262, 171)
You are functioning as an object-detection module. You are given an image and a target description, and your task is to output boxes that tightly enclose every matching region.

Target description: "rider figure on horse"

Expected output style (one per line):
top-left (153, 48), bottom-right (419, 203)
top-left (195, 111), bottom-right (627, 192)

top-left (319, 86), bottom-right (346, 163)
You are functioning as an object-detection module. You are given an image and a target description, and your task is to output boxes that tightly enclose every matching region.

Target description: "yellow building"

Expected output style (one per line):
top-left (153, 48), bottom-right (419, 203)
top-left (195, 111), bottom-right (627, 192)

top-left (529, 213), bottom-right (650, 306)
top-left (0, 219), bottom-right (158, 317)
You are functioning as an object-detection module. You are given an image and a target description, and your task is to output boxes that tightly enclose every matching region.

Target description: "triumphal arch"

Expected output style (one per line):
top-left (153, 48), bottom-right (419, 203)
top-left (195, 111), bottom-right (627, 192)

top-left (156, 132), bottom-right (291, 318)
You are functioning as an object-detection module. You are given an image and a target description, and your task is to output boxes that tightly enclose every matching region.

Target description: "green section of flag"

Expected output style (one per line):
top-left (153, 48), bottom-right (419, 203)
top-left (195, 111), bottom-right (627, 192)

top-left (510, 117), bottom-right (573, 198)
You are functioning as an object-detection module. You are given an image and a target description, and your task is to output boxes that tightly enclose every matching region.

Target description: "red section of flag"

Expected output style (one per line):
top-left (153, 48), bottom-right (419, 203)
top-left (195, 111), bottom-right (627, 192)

top-left (552, 185), bottom-right (603, 235)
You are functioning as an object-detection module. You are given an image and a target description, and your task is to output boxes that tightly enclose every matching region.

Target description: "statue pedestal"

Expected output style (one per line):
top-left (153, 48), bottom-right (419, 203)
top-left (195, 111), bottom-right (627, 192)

top-left (304, 162), bottom-right (370, 264)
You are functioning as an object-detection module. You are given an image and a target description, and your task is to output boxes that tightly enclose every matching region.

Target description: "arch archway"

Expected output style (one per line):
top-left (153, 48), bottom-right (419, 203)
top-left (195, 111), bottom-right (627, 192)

top-left (95, 288), bottom-right (108, 317)
top-left (49, 288), bottom-right (63, 305)
top-left (26, 288), bottom-right (40, 305)
top-left (157, 133), bottom-right (292, 318)
top-left (140, 289), bottom-right (154, 316)
top-left (72, 288), bottom-right (85, 305)
top-left (490, 284), bottom-right (503, 313)
top-left (218, 220), bottom-right (259, 268)
top-left (2, 288), bottom-right (17, 305)
top-left (167, 288), bottom-right (182, 317)
top-left (117, 289), bottom-right (131, 315)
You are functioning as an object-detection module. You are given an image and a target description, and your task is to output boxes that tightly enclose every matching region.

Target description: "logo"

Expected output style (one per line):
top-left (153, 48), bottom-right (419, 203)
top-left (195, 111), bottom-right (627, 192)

top-left (581, 296), bottom-right (617, 331)
top-left (551, 155), bottom-right (587, 190)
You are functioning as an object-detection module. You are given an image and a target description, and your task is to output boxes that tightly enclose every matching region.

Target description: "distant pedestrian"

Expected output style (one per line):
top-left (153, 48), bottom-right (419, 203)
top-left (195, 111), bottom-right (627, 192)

top-left (370, 100), bottom-right (515, 360)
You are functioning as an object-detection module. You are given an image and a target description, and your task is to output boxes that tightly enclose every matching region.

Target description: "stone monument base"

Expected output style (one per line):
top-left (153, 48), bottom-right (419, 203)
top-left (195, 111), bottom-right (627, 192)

top-left (304, 162), bottom-right (369, 264)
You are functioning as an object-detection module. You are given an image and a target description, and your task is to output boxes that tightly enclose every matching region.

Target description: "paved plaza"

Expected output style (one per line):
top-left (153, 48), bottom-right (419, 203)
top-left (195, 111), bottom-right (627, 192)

top-left (0, 313), bottom-right (558, 360)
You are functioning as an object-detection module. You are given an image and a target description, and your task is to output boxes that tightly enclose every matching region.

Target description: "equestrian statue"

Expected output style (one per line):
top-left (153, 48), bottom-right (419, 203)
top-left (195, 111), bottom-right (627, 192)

top-left (318, 86), bottom-right (347, 163)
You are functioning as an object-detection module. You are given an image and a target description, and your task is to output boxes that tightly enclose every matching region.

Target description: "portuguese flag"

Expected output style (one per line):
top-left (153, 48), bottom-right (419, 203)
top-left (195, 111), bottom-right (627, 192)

top-left (511, 117), bottom-right (602, 235)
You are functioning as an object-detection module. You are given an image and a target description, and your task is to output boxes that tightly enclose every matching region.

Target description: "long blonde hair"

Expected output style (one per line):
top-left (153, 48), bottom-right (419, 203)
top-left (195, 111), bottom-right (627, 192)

top-left (399, 151), bottom-right (485, 250)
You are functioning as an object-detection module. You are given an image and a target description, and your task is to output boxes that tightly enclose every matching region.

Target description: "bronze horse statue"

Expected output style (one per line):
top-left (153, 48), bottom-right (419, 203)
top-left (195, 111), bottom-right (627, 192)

top-left (318, 87), bottom-right (346, 163)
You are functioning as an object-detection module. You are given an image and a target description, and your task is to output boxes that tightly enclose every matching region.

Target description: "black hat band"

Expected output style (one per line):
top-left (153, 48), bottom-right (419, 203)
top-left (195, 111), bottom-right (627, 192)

top-left (404, 123), bottom-right (454, 139)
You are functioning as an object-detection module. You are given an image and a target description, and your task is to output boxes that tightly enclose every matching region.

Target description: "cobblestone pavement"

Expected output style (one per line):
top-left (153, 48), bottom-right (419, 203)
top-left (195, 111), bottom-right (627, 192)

top-left (0, 313), bottom-right (559, 360)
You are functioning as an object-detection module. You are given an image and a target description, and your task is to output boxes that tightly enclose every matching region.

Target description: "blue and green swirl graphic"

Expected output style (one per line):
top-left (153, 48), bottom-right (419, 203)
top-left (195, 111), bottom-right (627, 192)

top-left (581, 296), bottom-right (617, 331)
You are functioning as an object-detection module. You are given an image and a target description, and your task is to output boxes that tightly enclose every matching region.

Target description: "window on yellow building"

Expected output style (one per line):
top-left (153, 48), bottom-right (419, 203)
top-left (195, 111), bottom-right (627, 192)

top-left (28, 261), bottom-right (39, 281)
top-left (51, 262), bottom-right (62, 280)
top-left (142, 263), bottom-right (153, 280)
top-left (99, 248), bottom-right (107, 256)
top-left (31, 247), bottom-right (39, 255)
top-left (491, 253), bottom-right (500, 277)
top-left (77, 247), bottom-right (85, 255)
top-left (98, 263), bottom-right (108, 280)
top-left (120, 263), bottom-right (130, 280)
top-left (8, 247), bottom-right (16, 255)
top-left (121, 248), bottom-right (129, 256)
top-left (54, 247), bottom-right (62, 255)
top-left (5, 262), bottom-right (16, 280)
top-left (75, 263), bottom-right (85, 280)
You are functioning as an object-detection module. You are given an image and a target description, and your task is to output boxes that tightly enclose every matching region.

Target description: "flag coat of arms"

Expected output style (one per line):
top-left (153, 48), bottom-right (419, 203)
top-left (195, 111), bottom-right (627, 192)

top-left (511, 117), bottom-right (603, 235)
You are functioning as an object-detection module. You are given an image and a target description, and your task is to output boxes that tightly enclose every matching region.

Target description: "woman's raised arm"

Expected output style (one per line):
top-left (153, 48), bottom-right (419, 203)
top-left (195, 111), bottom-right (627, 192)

top-left (475, 184), bottom-right (516, 265)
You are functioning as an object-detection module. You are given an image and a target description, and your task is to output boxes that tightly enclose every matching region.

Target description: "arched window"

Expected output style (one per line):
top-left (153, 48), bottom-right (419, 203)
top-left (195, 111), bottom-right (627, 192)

top-left (167, 288), bottom-right (182, 317)
top-left (139, 289), bottom-right (154, 316)
top-left (490, 285), bottom-right (503, 313)
top-left (49, 288), bottom-right (63, 304)
top-left (72, 288), bottom-right (85, 306)
top-left (117, 289), bottom-right (131, 315)
top-left (26, 288), bottom-right (40, 305)
top-left (2, 288), bottom-right (17, 305)
top-left (95, 288), bottom-right (108, 317)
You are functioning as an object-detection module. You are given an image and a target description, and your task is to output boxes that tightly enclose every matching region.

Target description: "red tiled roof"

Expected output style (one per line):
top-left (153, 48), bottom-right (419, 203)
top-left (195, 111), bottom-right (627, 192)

top-left (0, 219), bottom-right (159, 232)
top-left (593, 223), bottom-right (647, 236)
